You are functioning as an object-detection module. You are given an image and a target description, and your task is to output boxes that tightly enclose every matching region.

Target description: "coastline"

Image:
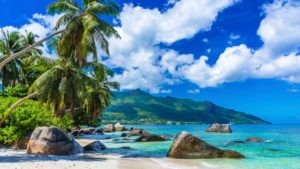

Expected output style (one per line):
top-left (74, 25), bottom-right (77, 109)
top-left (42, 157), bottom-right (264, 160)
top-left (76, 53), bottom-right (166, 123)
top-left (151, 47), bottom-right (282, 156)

top-left (0, 148), bottom-right (225, 169)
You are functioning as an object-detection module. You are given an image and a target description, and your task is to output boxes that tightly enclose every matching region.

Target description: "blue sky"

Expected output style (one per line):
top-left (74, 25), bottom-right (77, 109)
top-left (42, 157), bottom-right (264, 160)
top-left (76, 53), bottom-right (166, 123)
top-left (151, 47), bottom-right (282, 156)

top-left (1, 0), bottom-right (300, 124)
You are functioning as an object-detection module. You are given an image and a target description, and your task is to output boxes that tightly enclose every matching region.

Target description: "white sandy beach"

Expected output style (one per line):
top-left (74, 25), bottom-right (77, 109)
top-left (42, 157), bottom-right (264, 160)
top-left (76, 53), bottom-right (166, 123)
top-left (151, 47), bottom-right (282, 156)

top-left (0, 148), bottom-right (226, 169)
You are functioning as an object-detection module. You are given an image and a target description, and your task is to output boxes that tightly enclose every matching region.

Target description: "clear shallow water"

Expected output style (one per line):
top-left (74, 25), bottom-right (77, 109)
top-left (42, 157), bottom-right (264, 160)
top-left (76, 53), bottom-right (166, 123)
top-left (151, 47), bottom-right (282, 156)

top-left (82, 125), bottom-right (300, 169)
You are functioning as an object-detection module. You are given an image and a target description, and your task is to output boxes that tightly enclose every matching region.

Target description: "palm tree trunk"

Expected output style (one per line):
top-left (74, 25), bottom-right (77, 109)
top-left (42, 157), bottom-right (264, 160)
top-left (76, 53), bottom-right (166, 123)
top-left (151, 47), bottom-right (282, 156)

top-left (0, 30), bottom-right (64, 71)
top-left (0, 92), bottom-right (38, 127)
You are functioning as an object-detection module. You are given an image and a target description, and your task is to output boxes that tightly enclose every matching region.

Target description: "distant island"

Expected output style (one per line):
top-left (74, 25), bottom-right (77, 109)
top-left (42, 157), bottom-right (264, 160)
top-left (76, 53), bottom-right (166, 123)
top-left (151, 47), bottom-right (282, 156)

top-left (103, 90), bottom-right (270, 124)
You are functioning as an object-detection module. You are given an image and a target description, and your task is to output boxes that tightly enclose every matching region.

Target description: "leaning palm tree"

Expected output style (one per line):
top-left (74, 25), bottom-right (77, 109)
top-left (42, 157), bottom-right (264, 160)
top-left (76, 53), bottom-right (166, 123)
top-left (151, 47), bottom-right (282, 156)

top-left (0, 0), bottom-right (120, 71)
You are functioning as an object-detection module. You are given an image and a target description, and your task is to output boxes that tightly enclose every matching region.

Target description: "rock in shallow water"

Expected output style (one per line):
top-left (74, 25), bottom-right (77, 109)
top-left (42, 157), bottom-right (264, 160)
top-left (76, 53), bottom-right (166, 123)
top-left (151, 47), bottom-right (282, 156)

top-left (83, 141), bottom-right (106, 152)
top-left (135, 134), bottom-right (169, 142)
top-left (222, 140), bottom-right (245, 147)
top-left (27, 126), bottom-right (83, 156)
top-left (246, 137), bottom-right (264, 142)
top-left (206, 123), bottom-right (232, 133)
top-left (167, 131), bottom-right (245, 159)
top-left (114, 123), bottom-right (126, 131)
top-left (103, 124), bottom-right (115, 133)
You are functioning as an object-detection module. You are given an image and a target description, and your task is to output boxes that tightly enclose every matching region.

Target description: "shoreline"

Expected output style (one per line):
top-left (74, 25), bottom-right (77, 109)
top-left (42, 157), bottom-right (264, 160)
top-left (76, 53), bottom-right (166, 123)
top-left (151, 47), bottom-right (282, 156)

top-left (0, 148), bottom-right (226, 169)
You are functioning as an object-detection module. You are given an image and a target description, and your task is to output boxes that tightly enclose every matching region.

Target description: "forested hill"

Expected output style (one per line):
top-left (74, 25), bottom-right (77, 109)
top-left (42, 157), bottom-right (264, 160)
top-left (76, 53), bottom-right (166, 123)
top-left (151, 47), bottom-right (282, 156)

top-left (103, 90), bottom-right (269, 124)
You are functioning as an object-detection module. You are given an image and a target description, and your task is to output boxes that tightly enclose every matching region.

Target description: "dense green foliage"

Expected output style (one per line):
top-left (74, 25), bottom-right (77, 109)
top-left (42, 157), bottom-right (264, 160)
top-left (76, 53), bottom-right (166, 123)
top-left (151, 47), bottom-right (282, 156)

top-left (104, 90), bottom-right (269, 124)
top-left (0, 96), bottom-right (73, 145)
top-left (0, 0), bottom-right (121, 146)
top-left (0, 30), bottom-right (42, 97)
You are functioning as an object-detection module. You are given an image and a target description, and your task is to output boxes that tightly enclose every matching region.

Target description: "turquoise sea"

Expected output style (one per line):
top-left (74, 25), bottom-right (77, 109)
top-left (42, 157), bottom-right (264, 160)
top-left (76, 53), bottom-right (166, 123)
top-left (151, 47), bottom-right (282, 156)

top-left (82, 124), bottom-right (300, 169)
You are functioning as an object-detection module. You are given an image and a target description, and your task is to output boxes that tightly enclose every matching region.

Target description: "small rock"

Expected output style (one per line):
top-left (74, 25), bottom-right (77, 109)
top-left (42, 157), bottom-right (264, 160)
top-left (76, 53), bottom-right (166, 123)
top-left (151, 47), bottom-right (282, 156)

top-left (246, 137), bottom-right (264, 142)
top-left (206, 123), bottom-right (232, 133)
top-left (13, 135), bottom-right (31, 149)
top-left (129, 129), bottom-right (144, 136)
top-left (83, 141), bottom-right (106, 152)
top-left (114, 123), bottom-right (126, 131)
top-left (136, 134), bottom-right (169, 142)
top-left (93, 128), bottom-right (104, 135)
top-left (80, 128), bottom-right (95, 135)
top-left (222, 140), bottom-right (245, 146)
top-left (121, 133), bottom-right (128, 137)
top-left (103, 124), bottom-right (115, 133)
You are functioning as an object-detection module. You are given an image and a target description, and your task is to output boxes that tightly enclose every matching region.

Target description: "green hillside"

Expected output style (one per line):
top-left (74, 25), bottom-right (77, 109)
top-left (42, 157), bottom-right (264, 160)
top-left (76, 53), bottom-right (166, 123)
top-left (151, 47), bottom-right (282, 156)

top-left (103, 90), bottom-right (269, 124)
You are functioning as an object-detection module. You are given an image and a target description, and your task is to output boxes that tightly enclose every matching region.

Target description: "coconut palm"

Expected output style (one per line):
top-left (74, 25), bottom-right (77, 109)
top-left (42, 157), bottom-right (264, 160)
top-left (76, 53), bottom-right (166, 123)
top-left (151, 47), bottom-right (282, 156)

top-left (0, 30), bottom-right (24, 96)
top-left (82, 62), bottom-right (119, 117)
top-left (0, 0), bottom-right (120, 70)
top-left (28, 59), bottom-right (119, 120)
top-left (29, 58), bottom-right (86, 117)
top-left (0, 29), bottom-right (46, 96)
top-left (49, 0), bottom-right (120, 64)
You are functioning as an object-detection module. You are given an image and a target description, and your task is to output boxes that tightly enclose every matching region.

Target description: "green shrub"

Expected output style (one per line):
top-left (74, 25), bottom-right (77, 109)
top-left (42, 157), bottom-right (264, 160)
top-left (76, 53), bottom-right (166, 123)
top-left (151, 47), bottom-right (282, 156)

top-left (0, 96), bottom-right (73, 145)
top-left (5, 84), bottom-right (28, 98)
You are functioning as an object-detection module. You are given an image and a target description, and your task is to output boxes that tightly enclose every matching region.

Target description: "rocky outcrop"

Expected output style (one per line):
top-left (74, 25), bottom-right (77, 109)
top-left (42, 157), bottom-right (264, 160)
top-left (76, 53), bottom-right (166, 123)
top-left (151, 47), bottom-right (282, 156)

top-left (246, 137), bottom-right (263, 142)
top-left (27, 126), bottom-right (83, 156)
top-left (103, 124), bottom-right (115, 133)
top-left (135, 134), bottom-right (169, 142)
top-left (83, 141), bottom-right (106, 152)
top-left (114, 123), bottom-right (126, 131)
top-left (206, 123), bottom-right (232, 133)
top-left (167, 131), bottom-right (245, 159)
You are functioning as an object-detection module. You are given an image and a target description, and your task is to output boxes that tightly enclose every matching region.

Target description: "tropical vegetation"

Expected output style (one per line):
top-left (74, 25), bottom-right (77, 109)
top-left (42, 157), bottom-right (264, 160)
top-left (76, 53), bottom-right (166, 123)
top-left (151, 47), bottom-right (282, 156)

top-left (0, 0), bottom-right (121, 145)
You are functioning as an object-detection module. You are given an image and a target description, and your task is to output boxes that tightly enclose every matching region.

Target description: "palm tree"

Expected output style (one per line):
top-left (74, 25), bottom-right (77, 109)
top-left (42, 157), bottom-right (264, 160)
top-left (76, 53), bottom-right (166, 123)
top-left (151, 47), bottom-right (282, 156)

top-left (83, 62), bottom-right (119, 117)
top-left (0, 30), bottom-right (23, 97)
top-left (28, 59), bottom-right (119, 120)
top-left (0, 30), bottom-right (45, 96)
top-left (0, 0), bottom-right (120, 71)
top-left (29, 58), bottom-right (86, 118)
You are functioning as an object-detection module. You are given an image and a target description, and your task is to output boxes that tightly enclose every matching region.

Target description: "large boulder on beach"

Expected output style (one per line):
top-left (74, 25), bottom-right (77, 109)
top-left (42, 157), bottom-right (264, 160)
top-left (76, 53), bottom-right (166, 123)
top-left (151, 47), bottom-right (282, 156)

top-left (83, 141), bottom-right (106, 152)
top-left (114, 123), bottom-right (126, 131)
top-left (103, 124), bottom-right (115, 133)
top-left (167, 131), bottom-right (245, 159)
top-left (136, 134), bottom-right (169, 142)
top-left (246, 137), bottom-right (263, 142)
top-left (27, 126), bottom-right (83, 156)
top-left (206, 123), bottom-right (232, 133)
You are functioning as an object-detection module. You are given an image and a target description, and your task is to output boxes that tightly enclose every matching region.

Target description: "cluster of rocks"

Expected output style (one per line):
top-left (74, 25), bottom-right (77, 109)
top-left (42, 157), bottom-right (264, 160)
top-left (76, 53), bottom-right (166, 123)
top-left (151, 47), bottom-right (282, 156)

top-left (26, 126), bottom-right (108, 155)
top-left (70, 128), bottom-right (104, 137)
top-left (120, 128), bottom-right (170, 142)
top-left (22, 124), bottom-right (256, 160)
top-left (206, 123), bottom-right (232, 133)
top-left (103, 123), bottom-right (127, 132)
top-left (68, 123), bottom-right (128, 138)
